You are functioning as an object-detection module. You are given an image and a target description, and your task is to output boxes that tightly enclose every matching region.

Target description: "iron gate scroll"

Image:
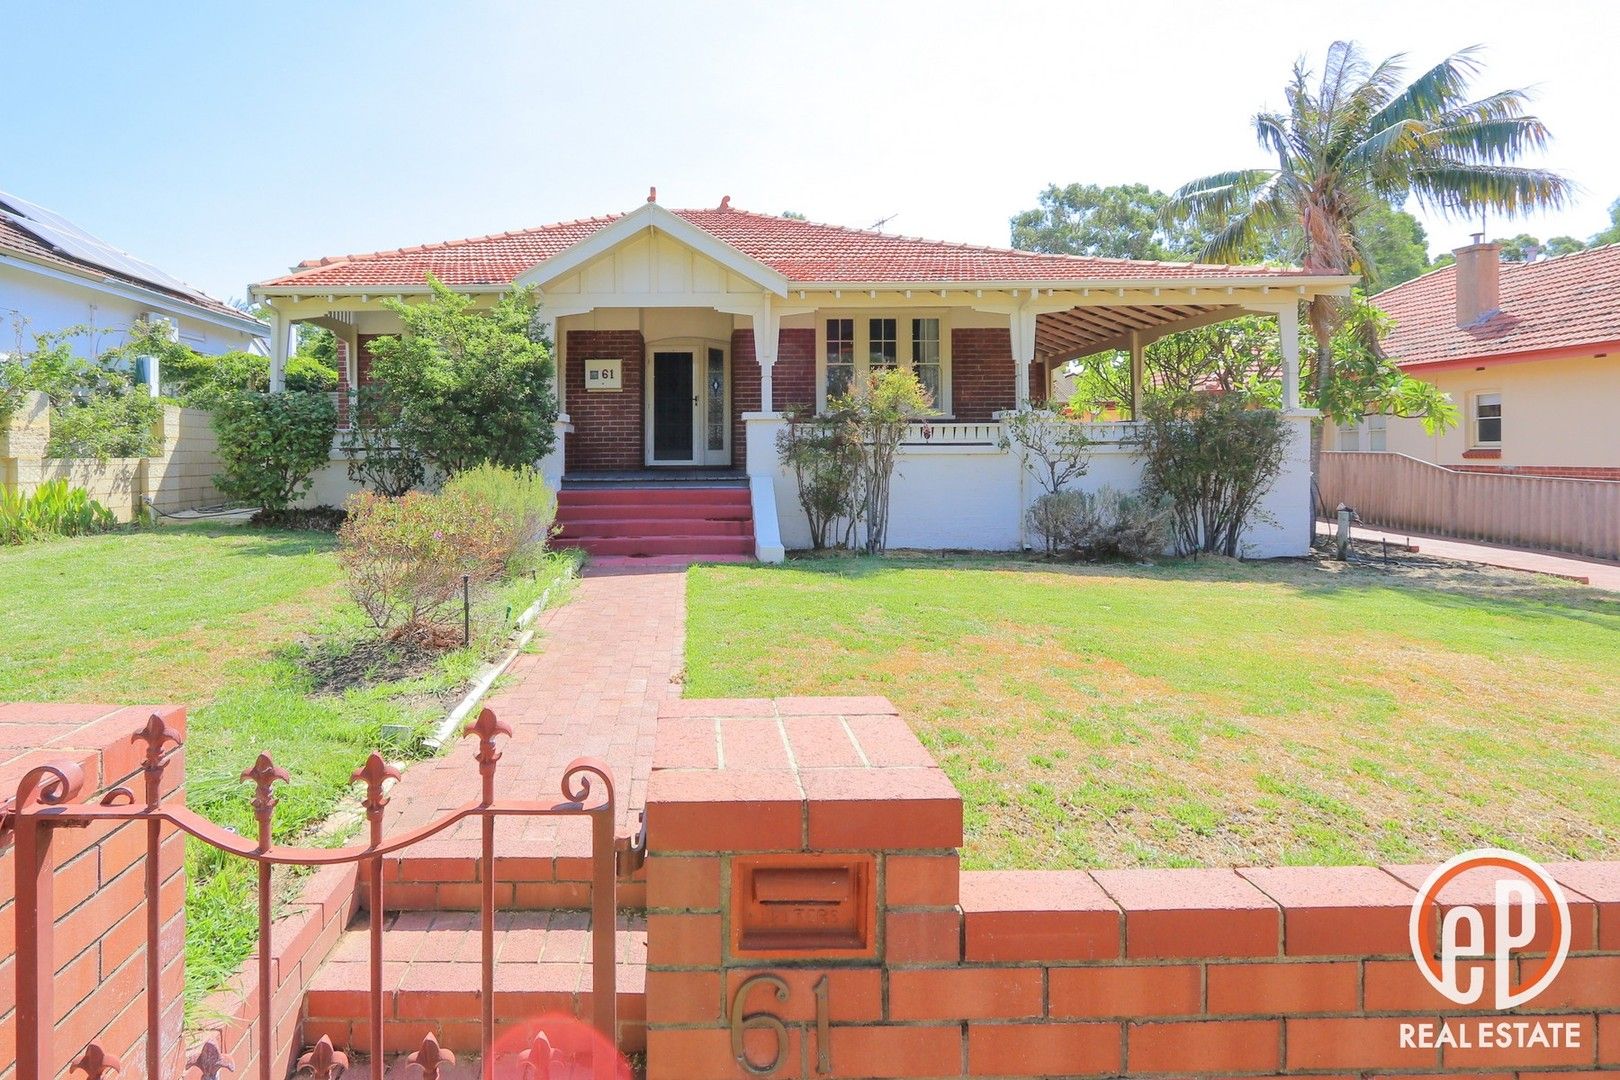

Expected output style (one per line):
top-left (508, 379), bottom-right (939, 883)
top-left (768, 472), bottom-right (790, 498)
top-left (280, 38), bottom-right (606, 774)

top-left (3, 708), bottom-right (631, 1080)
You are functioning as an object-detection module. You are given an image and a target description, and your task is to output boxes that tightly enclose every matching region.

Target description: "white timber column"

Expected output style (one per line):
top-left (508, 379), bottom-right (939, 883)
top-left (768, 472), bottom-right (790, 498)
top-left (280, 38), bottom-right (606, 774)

top-left (267, 306), bottom-right (291, 393)
top-left (535, 308), bottom-right (565, 419)
top-left (1010, 301), bottom-right (1038, 409)
top-left (752, 305), bottom-right (780, 415)
top-left (1128, 329), bottom-right (1145, 419)
top-left (1277, 302), bottom-right (1301, 411)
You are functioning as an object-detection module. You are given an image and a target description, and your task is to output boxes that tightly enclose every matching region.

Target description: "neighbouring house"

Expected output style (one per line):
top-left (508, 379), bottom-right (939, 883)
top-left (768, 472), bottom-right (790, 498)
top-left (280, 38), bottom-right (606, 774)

top-left (250, 194), bottom-right (1353, 559)
top-left (0, 189), bottom-right (267, 373)
top-left (1327, 239), bottom-right (1620, 479)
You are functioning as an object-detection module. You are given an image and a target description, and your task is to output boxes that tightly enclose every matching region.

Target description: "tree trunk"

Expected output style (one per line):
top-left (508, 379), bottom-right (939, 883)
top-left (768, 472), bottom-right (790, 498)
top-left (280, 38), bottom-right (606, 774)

top-left (1307, 295), bottom-right (1339, 520)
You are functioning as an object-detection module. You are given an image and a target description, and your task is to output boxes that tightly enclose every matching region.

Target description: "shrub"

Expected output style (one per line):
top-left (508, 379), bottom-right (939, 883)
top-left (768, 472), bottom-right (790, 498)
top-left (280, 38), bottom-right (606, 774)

top-left (1027, 489), bottom-right (1085, 557)
top-left (340, 383), bottom-right (426, 496)
top-left (439, 463), bottom-right (557, 573)
top-left (1134, 392), bottom-right (1288, 557)
top-left (336, 488), bottom-right (511, 641)
top-left (836, 368), bottom-right (934, 554)
top-left (367, 277), bottom-right (558, 477)
top-left (0, 480), bottom-right (118, 545)
top-left (998, 404), bottom-right (1092, 497)
top-left (1063, 487), bottom-right (1171, 560)
top-left (212, 390), bottom-right (338, 512)
top-left (46, 390), bottom-right (161, 458)
top-left (776, 409), bottom-right (862, 550)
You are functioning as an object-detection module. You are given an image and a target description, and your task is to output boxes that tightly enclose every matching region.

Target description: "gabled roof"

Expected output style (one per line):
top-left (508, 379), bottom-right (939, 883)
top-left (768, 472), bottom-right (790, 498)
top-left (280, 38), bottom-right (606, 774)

top-left (1375, 244), bottom-right (1620, 368)
top-left (259, 203), bottom-right (1337, 290)
top-left (0, 191), bottom-right (254, 326)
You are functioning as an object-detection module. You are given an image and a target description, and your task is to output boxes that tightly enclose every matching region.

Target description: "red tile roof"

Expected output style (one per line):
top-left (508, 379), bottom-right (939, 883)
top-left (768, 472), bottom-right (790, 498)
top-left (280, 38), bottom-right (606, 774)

top-left (0, 209), bottom-right (249, 323)
top-left (1375, 244), bottom-right (1620, 368)
top-left (260, 205), bottom-right (1327, 289)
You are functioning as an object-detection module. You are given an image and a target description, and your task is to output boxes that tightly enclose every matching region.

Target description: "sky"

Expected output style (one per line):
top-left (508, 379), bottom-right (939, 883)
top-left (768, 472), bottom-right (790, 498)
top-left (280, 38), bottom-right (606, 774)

top-left (4, 1), bottom-right (1616, 304)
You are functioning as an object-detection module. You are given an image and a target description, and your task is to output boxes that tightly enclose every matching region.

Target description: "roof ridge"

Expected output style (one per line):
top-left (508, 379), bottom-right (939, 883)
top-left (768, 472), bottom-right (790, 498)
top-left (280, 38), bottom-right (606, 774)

top-left (674, 204), bottom-right (1260, 272)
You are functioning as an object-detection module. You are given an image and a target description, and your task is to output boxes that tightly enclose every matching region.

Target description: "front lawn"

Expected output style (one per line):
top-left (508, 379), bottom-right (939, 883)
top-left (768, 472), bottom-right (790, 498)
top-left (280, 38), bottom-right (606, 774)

top-left (0, 524), bottom-right (575, 1005)
top-left (685, 555), bottom-right (1620, 869)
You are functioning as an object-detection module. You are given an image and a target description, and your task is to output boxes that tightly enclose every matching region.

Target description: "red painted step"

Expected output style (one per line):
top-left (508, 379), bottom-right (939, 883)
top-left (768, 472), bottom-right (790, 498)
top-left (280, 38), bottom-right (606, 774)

top-left (554, 486), bottom-right (755, 560)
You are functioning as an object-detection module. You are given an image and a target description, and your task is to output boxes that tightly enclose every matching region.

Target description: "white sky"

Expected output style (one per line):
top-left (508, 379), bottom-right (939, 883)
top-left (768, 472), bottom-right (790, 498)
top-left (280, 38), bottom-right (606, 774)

top-left (5, 0), bottom-right (1616, 301)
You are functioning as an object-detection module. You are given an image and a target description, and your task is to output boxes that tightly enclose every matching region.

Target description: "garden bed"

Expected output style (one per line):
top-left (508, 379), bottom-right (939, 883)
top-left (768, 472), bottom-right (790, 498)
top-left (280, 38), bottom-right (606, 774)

top-left (0, 523), bottom-right (579, 1008)
top-left (684, 550), bottom-right (1620, 870)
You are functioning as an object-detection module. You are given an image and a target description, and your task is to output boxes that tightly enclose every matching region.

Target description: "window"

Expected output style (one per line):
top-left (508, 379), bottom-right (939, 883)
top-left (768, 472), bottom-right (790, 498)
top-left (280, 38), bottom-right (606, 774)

top-left (912, 318), bottom-right (941, 404)
top-left (1473, 392), bottom-right (1502, 445)
top-left (818, 312), bottom-right (951, 413)
top-left (826, 318), bottom-right (854, 399)
top-left (868, 318), bottom-right (898, 372)
top-left (1368, 414), bottom-right (1387, 452)
top-left (1336, 424), bottom-right (1362, 452)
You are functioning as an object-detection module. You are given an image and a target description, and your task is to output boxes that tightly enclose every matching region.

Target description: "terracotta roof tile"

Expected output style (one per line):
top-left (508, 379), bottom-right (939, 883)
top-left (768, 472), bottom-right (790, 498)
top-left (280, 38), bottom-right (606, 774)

top-left (1375, 244), bottom-right (1620, 367)
top-left (259, 206), bottom-right (1324, 289)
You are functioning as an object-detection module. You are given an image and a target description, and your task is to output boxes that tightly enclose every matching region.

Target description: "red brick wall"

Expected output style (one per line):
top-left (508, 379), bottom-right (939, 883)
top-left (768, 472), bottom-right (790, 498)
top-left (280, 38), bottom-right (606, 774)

top-left (356, 334), bottom-right (381, 388)
top-left (952, 328), bottom-right (1018, 419)
top-left (0, 705), bottom-right (188, 1080)
top-left (643, 697), bottom-right (1620, 1079)
top-left (566, 330), bottom-right (646, 472)
top-left (731, 329), bottom-right (815, 466)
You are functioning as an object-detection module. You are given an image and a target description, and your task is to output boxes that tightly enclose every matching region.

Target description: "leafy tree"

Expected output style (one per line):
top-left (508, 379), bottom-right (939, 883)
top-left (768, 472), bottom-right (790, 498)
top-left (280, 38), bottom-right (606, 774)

top-left (1165, 41), bottom-right (1570, 479)
top-left (781, 210), bottom-right (808, 221)
top-left (1592, 198), bottom-right (1620, 246)
top-left (1358, 201), bottom-right (1432, 289)
top-left (1011, 183), bottom-right (1198, 260)
top-left (367, 276), bottom-right (558, 477)
top-left (1544, 236), bottom-right (1587, 257)
top-left (296, 325), bottom-right (338, 365)
top-left (1, 318), bottom-right (163, 458)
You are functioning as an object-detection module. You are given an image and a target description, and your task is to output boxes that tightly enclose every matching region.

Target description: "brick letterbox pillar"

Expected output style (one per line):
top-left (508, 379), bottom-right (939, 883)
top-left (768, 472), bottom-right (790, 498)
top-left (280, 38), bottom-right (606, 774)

top-left (643, 697), bottom-right (963, 1079)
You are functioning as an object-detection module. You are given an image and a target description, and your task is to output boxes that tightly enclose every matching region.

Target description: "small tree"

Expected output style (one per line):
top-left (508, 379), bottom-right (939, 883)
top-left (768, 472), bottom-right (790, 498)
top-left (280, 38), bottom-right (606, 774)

top-left (213, 390), bottom-right (338, 512)
top-left (775, 408), bottom-right (862, 550)
top-left (1134, 393), bottom-right (1288, 558)
top-left (366, 276), bottom-right (558, 477)
top-left (838, 369), bottom-right (933, 555)
top-left (998, 403), bottom-right (1094, 556)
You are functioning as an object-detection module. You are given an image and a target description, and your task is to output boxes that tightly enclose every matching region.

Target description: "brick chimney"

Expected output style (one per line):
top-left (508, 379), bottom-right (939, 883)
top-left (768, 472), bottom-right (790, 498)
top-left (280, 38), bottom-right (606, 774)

top-left (1453, 234), bottom-right (1501, 327)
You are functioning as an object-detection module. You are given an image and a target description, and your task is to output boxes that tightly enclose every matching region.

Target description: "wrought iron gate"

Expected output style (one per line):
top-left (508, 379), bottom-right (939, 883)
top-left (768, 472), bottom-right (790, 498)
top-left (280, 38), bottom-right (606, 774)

top-left (4, 707), bottom-right (631, 1080)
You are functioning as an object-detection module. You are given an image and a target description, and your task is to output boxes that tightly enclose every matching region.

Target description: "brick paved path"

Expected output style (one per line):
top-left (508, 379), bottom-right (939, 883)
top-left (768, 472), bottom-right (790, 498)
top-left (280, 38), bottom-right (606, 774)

top-left (1315, 520), bottom-right (1620, 592)
top-left (378, 560), bottom-right (687, 880)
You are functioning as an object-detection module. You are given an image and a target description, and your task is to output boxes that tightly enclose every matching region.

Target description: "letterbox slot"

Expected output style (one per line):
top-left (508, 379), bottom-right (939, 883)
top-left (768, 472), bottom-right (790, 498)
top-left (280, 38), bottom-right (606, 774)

top-left (731, 854), bottom-right (876, 958)
top-left (752, 867), bottom-right (849, 905)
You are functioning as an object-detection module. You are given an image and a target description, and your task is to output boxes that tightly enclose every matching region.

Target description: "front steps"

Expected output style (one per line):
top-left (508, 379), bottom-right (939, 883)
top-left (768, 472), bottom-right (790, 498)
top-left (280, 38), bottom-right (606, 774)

top-left (555, 485), bottom-right (754, 559)
top-left (304, 910), bottom-right (647, 1054)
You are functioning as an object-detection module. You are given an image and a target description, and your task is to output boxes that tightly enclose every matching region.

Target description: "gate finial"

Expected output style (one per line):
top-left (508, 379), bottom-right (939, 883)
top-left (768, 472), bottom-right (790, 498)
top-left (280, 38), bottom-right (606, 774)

top-left (519, 1030), bottom-right (554, 1079)
top-left (407, 1031), bottom-right (455, 1080)
top-left (296, 1035), bottom-right (348, 1079)
top-left (186, 1039), bottom-right (236, 1080)
top-left (350, 752), bottom-right (401, 817)
top-left (69, 1043), bottom-right (122, 1080)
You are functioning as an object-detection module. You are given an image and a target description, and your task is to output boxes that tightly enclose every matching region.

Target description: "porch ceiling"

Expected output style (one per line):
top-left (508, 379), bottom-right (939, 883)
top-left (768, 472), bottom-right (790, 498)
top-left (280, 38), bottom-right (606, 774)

top-left (1036, 303), bottom-right (1233, 362)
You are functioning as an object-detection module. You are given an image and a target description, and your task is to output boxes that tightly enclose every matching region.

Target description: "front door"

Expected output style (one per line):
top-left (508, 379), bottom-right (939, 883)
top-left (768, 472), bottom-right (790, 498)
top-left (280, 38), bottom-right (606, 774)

top-left (650, 350), bottom-right (697, 464)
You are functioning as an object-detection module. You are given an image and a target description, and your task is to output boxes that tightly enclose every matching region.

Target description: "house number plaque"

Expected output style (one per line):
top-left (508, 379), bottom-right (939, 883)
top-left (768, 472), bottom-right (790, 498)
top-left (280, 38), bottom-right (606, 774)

top-left (729, 973), bottom-right (831, 1077)
top-left (584, 358), bottom-right (622, 391)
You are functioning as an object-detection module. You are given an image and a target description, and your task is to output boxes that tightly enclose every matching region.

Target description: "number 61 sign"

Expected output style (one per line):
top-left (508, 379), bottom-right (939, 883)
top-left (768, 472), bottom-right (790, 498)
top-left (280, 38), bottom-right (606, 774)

top-left (730, 973), bottom-right (831, 1077)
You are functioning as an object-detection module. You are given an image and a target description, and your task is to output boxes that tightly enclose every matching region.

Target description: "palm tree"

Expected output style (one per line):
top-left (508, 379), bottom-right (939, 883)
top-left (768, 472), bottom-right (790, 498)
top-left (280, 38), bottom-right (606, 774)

top-left (1165, 42), bottom-right (1570, 469)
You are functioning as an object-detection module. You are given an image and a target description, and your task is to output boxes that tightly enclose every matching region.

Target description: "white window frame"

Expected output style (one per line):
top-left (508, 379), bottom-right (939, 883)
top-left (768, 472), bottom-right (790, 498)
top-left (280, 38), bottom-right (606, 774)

top-left (1471, 391), bottom-right (1503, 448)
top-left (1367, 413), bottom-right (1387, 452)
top-left (815, 310), bottom-right (952, 415)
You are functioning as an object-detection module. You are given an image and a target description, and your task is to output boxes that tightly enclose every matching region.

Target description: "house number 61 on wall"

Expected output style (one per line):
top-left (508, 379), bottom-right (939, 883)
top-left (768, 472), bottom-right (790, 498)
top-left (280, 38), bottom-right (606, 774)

top-left (729, 974), bottom-right (831, 1077)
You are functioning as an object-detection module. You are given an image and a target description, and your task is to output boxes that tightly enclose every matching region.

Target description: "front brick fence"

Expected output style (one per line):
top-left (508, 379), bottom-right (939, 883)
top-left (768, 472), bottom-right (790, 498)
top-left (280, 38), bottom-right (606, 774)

top-left (642, 696), bottom-right (1620, 1079)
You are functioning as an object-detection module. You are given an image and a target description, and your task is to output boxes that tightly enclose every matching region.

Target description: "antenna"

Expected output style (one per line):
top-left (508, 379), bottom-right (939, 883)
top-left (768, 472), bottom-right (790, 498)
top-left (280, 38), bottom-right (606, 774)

top-left (869, 213), bottom-right (898, 231)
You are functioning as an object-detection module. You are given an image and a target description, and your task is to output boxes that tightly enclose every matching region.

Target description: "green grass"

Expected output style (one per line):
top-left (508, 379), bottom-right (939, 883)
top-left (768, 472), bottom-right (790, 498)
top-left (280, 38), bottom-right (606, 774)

top-left (684, 554), bottom-right (1620, 870)
top-left (0, 524), bottom-right (578, 1008)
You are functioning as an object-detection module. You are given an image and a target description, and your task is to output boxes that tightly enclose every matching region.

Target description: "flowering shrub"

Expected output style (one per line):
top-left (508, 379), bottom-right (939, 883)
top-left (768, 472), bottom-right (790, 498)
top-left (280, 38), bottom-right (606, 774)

top-left (439, 463), bottom-right (556, 573)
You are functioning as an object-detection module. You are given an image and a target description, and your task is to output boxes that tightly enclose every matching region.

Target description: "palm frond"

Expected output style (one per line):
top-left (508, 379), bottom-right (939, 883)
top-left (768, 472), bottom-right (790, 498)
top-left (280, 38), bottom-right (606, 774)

top-left (1408, 163), bottom-right (1575, 217)
top-left (1439, 87), bottom-right (1532, 125)
top-left (1194, 176), bottom-right (1288, 263)
top-left (1429, 116), bottom-right (1555, 163)
top-left (1165, 169), bottom-right (1277, 220)
top-left (1366, 47), bottom-right (1483, 130)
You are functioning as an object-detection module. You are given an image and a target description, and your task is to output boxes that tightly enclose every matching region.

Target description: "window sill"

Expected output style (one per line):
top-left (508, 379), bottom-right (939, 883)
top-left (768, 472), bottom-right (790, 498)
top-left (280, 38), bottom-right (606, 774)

top-left (1462, 447), bottom-right (1502, 459)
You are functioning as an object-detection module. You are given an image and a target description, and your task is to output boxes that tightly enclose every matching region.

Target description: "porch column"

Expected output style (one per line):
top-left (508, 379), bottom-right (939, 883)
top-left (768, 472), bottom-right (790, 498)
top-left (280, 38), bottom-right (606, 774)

top-left (1010, 305), bottom-right (1037, 409)
top-left (751, 307), bottom-right (779, 415)
top-left (1128, 329), bottom-right (1144, 419)
top-left (1277, 302), bottom-right (1301, 411)
top-left (267, 307), bottom-right (291, 393)
top-left (534, 310), bottom-right (565, 418)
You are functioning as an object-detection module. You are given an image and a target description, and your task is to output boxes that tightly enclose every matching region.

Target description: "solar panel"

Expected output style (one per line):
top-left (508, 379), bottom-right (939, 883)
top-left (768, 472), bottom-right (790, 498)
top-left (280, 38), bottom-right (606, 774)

top-left (0, 189), bottom-right (208, 301)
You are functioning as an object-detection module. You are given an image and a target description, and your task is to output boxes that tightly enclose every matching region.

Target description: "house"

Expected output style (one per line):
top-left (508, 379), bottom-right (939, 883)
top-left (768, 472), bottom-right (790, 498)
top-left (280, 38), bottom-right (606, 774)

top-left (1, 190), bottom-right (267, 372)
top-left (250, 194), bottom-right (1354, 560)
top-left (1328, 239), bottom-right (1620, 479)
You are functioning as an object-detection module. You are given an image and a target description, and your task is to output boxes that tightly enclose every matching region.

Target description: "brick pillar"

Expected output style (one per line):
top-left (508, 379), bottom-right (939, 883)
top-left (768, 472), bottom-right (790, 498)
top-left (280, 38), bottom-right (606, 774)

top-left (643, 697), bottom-right (962, 1079)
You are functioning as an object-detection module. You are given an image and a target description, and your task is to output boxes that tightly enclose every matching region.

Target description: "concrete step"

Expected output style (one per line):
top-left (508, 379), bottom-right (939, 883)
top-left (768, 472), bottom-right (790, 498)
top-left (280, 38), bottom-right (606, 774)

top-left (559, 535), bottom-right (754, 558)
top-left (556, 502), bottom-right (751, 523)
top-left (558, 487), bottom-right (749, 507)
top-left (304, 911), bottom-right (646, 1056)
top-left (557, 517), bottom-right (753, 539)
